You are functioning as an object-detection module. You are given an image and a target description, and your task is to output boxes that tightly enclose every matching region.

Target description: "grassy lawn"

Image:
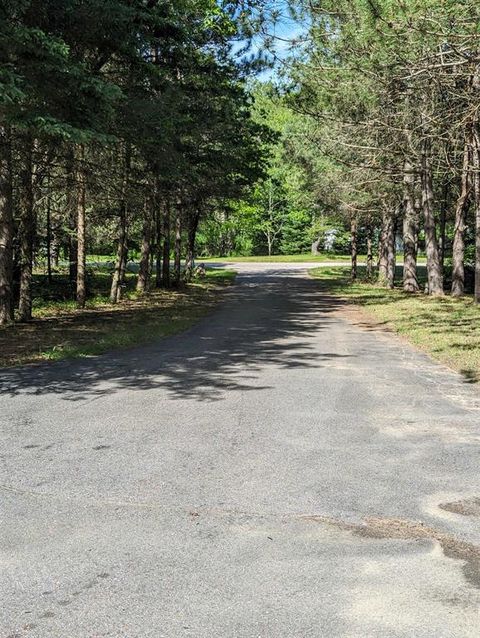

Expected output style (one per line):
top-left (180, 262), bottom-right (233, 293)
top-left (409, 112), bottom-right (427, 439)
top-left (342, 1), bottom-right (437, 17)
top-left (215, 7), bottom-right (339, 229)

top-left (200, 253), bottom-right (427, 264)
top-left (85, 253), bottom-right (356, 264)
top-left (0, 269), bottom-right (236, 367)
top-left (86, 253), bottom-right (427, 265)
top-left (310, 266), bottom-right (480, 383)
top-left (200, 253), bottom-right (358, 263)
top-left (85, 254), bottom-right (117, 264)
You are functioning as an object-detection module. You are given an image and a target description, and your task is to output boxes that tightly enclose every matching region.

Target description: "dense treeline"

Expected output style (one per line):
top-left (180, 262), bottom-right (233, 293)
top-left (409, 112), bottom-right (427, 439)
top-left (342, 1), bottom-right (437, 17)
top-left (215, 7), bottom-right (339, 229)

top-left (283, 0), bottom-right (480, 299)
top-left (4, 0), bottom-right (479, 327)
top-left (195, 82), bottom-right (318, 257)
top-left (0, 0), bottom-right (270, 324)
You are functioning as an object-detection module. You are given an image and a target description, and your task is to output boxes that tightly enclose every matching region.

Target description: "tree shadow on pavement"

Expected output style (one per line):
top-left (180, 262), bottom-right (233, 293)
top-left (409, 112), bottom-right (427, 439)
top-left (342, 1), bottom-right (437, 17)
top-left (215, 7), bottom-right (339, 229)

top-left (0, 271), bottom-right (351, 402)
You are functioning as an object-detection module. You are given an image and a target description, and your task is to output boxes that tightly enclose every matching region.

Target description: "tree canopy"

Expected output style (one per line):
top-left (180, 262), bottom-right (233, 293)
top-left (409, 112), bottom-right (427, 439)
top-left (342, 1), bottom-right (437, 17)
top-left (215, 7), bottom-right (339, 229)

top-left (3, 0), bottom-right (480, 326)
top-left (0, 0), bottom-right (271, 322)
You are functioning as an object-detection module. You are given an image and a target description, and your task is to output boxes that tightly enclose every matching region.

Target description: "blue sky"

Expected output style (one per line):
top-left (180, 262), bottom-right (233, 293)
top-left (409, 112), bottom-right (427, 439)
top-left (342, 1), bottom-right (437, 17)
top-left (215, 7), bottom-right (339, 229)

top-left (239, 2), bottom-right (308, 79)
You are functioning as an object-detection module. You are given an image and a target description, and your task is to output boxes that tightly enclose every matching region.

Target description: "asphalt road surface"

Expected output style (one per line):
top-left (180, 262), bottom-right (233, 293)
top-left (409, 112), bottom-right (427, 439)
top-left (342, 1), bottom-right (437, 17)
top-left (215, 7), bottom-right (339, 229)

top-left (2, 263), bottom-right (480, 638)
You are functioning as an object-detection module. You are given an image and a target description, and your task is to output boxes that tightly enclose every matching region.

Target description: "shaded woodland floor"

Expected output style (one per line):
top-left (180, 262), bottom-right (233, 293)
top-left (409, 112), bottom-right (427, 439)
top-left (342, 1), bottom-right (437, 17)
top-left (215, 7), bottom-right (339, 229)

top-left (0, 270), bottom-right (235, 367)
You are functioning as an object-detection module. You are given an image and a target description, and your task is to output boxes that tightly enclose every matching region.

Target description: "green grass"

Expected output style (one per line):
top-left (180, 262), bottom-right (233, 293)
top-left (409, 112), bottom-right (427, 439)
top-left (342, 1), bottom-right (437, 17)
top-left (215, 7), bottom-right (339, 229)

top-left (83, 252), bottom-right (356, 264)
top-left (0, 269), bottom-right (236, 367)
top-left (200, 253), bottom-right (427, 264)
top-left (200, 253), bottom-right (359, 263)
top-left (31, 269), bottom-right (161, 315)
top-left (83, 253), bottom-right (428, 265)
top-left (310, 266), bottom-right (480, 383)
top-left (85, 254), bottom-right (117, 264)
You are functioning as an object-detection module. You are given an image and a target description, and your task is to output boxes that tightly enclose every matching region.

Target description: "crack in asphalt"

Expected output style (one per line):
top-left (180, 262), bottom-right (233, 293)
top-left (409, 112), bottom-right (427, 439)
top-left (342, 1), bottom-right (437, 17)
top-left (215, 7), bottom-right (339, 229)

top-left (3, 481), bottom-right (480, 589)
top-left (3, 265), bottom-right (480, 636)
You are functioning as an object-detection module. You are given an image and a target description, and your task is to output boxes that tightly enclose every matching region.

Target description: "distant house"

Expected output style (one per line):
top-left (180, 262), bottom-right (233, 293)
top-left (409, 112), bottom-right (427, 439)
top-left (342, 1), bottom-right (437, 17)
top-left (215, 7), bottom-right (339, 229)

top-left (324, 229), bottom-right (337, 251)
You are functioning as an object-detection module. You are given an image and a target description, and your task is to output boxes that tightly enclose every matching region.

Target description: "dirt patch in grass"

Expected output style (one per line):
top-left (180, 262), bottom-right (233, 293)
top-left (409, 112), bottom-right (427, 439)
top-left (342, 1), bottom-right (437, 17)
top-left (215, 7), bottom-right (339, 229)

top-left (0, 270), bottom-right (235, 367)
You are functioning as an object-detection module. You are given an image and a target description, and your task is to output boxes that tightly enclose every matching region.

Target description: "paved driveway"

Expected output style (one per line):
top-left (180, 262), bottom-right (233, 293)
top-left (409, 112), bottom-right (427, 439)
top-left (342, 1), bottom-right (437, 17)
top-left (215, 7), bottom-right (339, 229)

top-left (1, 263), bottom-right (480, 637)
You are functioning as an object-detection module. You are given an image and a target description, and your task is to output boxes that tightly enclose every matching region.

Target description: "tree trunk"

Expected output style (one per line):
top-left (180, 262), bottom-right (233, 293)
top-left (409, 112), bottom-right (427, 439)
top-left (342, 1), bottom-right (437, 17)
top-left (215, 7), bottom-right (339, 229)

top-left (438, 179), bottom-right (449, 272)
top-left (66, 148), bottom-right (77, 286)
top-left (162, 200), bottom-right (171, 288)
top-left (173, 206), bottom-right (182, 287)
top-left (267, 232), bottom-right (273, 257)
top-left (76, 145), bottom-right (87, 308)
top-left (0, 126), bottom-right (13, 325)
top-left (350, 215), bottom-right (358, 280)
top-left (46, 176), bottom-right (53, 284)
top-left (421, 138), bottom-right (444, 295)
top-left (110, 232), bottom-right (127, 302)
top-left (117, 246), bottom-right (127, 300)
top-left (366, 225), bottom-right (373, 279)
top-left (18, 137), bottom-right (35, 322)
top-left (110, 144), bottom-right (130, 304)
top-left (52, 239), bottom-right (60, 269)
top-left (452, 132), bottom-right (471, 297)
top-left (379, 208), bottom-right (396, 288)
top-left (473, 126), bottom-right (480, 304)
top-left (50, 190), bottom-right (61, 271)
top-left (155, 200), bottom-right (162, 288)
top-left (184, 209), bottom-right (200, 282)
top-left (137, 197), bottom-right (152, 294)
top-left (403, 161), bottom-right (419, 293)
top-left (378, 214), bottom-right (388, 283)
top-left (386, 208), bottom-right (397, 289)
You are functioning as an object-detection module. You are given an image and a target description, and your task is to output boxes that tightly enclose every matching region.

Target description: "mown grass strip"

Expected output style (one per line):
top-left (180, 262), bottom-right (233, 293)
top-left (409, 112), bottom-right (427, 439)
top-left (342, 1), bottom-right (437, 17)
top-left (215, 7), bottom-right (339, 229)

top-left (200, 253), bottom-right (356, 263)
top-left (310, 266), bottom-right (480, 383)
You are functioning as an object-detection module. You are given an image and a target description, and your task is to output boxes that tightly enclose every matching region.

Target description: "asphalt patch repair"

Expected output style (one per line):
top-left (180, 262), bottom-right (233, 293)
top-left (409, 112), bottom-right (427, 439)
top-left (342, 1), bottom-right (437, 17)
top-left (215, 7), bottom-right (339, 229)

top-left (303, 515), bottom-right (480, 589)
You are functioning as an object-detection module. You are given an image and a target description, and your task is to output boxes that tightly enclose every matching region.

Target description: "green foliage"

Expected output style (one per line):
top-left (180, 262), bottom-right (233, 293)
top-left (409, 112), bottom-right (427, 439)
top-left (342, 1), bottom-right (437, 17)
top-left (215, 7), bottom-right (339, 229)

top-left (279, 209), bottom-right (311, 254)
top-left (198, 80), bottom-right (333, 256)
